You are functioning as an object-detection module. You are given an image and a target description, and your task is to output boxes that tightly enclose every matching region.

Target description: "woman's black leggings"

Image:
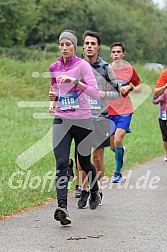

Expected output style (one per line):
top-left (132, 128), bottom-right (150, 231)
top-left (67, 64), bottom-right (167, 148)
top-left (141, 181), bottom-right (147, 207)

top-left (159, 118), bottom-right (167, 141)
top-left (53, 117), bottom-right (98, 208)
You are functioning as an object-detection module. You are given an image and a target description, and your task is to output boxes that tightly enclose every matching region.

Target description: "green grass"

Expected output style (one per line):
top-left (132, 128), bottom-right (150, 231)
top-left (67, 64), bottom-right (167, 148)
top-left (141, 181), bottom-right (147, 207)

top-left (0, 55), bottom-right (165, 218)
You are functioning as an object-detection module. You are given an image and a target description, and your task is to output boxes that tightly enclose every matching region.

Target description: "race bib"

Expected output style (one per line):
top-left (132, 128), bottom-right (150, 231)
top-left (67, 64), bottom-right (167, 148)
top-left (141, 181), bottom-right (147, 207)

top-left (160, 110), bottom-right (167, 120)
top-left (88, 97), bottom-right (101, 109)
top-left (117, 79), bottom-right (126, 87)
top-left (59, 92), bottom-right (79, 110)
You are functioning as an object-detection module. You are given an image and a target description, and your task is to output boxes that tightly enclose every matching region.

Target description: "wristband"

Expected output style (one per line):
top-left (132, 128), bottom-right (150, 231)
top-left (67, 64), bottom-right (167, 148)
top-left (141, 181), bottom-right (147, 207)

top-left (129, 86), bottom-right (133, 92)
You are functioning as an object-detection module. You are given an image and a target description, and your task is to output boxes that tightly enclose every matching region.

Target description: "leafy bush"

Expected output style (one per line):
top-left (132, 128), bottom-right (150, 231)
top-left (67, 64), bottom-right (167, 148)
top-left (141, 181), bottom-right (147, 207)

top-left (0, 47), bottom-right (54, 61)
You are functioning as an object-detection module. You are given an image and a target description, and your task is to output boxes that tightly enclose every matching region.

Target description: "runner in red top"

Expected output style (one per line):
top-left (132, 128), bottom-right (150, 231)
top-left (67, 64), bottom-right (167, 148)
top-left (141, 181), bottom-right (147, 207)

top-left (107, 64), bottom-right (140, 115)
top-left (107, 42), bottom-right (141, 182)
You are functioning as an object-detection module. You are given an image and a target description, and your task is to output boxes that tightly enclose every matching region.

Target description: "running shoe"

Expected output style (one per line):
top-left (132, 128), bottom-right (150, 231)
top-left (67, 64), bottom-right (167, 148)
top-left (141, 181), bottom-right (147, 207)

top-left (74, 186), bottom-right (82, 198)
top-left (112, 172), bottom-right (122, 183)
top-left (67, 158), bottom-right (74, 182)
top-left (89, 190), bottom-right (101, 210)
top-left (54, 207), bottom-right (71, 226)
top-left (164, 156), bottom-right (167, 162)
top-left (77, 190), bottom-right (89, 208)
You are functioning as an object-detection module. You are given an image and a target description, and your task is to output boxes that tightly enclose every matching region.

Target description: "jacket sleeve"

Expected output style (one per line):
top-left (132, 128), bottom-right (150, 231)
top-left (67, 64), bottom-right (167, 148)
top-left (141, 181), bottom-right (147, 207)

top-left (153, 96), bottom-right (159, 105)
top-left (105, 65), bottom-right (120, 100)
top-left (49, 63), bottom-right (59, 93)
top-left (80, 61), bottom-right (99, 99)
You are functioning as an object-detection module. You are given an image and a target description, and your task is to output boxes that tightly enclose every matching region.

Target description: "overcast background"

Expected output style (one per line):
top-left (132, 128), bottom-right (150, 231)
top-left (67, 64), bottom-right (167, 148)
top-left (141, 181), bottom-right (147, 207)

top-left (152, 0), bottom-right (167, 8)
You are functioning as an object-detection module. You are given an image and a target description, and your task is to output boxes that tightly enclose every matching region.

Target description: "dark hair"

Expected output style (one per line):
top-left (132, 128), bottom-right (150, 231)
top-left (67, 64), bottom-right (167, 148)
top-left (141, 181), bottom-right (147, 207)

top-left (110, 42), bottom-right (125, 52)
top-left (82, 30), bottom-right (101, 45)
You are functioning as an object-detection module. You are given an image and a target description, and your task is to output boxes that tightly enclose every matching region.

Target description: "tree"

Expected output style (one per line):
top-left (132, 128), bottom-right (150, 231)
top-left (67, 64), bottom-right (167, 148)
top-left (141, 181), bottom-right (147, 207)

top-left (34, 0), bottom-right (95, 45)
top-left (0, 0), bottom-right (38, 47)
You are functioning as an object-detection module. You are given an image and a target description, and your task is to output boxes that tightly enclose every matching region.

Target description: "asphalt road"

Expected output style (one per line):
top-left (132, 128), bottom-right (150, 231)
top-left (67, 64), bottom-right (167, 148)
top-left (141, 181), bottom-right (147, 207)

top-left (0, 156), bottom-right (167, 252)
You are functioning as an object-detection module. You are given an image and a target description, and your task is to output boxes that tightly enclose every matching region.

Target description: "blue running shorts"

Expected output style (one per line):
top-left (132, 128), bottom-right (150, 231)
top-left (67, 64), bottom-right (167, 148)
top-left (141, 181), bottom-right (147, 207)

top-left (108, 114), bottom-right (132, 135)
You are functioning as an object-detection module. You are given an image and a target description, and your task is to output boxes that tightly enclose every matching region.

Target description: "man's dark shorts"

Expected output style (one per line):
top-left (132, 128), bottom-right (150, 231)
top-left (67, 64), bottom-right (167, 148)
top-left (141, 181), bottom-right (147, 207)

top-left (92, 117), bottom-right (115, 148)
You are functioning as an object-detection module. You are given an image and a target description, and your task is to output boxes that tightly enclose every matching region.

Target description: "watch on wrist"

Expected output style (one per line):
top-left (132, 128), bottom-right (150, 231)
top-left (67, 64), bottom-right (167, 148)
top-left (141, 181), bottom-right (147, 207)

top-left (73, 78), bottom-right (79, 86)
top-left (129, 86), bottom-right (133, 92)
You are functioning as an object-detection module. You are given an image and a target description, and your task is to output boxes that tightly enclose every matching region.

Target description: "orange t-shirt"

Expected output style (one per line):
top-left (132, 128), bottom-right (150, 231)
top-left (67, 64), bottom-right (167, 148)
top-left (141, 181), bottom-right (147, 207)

top-left (107, 64), bottom-right (140, 115)
top-left (155, 68), bottom-right (167, 88)
top-left (155, 68), bottom-right (167, 111)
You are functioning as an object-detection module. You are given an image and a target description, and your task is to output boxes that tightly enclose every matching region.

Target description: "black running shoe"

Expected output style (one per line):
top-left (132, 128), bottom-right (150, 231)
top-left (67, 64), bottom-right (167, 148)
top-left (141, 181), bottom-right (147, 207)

top-left (77, 190), bottom-right (89, 209)
top-left (54, 207), bottom-right (71, 226)
top-left (67, 158), bottom-right (74, 182)
top-left (74, 186), bottom-right (82, 198)
top-left (89, 190), bottom-right (101, 210)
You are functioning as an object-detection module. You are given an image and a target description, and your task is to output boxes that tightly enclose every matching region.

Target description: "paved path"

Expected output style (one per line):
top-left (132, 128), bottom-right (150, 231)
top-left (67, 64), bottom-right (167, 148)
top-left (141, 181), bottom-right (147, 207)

top-left (0, 156), bottom-right (167, 252)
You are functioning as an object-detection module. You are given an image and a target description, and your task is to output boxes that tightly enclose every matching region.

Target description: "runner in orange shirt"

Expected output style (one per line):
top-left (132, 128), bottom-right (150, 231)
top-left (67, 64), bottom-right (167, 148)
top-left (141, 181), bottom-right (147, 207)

top-left (154, 69), bottom-right (167, 161)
